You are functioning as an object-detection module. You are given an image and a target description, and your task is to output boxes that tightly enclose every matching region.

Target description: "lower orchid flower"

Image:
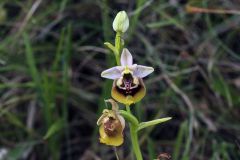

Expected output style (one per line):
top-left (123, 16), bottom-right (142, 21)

top-left (101, 48), bottom-right (154, 105)
top-left (97, 99), bottom-right (125, 146)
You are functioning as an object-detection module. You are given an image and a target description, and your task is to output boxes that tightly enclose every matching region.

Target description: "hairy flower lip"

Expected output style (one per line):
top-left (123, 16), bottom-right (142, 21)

top-left (112, 78), bottom-right (146, 105)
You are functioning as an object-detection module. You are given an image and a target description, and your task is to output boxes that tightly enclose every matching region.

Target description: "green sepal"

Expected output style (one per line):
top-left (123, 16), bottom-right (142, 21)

top-left (137, 117), bottom-right (172, 131)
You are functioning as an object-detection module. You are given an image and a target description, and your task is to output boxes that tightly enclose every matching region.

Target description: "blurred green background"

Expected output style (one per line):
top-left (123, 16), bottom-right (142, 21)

top-left (0, 0), bottom-right (240, 159)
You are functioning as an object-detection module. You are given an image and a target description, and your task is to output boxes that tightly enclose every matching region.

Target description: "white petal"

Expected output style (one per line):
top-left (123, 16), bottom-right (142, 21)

top-left (128, 64), bottom-right (137, 71)
top-left (133, 65), bottom-right (154, 78)
top-left (121, 48), bottom-right (133, 66)
top-left (101, 66), bottom-right (123, 79)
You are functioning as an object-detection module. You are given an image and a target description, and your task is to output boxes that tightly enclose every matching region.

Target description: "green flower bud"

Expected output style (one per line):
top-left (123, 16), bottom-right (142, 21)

top-left (112, 11), bottom-right (129, 33)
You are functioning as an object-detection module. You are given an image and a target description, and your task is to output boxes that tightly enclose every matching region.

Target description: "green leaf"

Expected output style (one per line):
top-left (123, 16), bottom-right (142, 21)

top-left (147, 138), bottom-right (156, 160)
top-left (137, 117), bottom-right (172, 131)
top-left (212, 70), bottom-right (233, 107)
top-left (7, 141), bottom-right (40, 160)
top-left (43, 119), bottom-right (64, 140)
top-left (173, 121), bottom-right (188, 160)
top-left (23, 33), bottom-right (41, 89)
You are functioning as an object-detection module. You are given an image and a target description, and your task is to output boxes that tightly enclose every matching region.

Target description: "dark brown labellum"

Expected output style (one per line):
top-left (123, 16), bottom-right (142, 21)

top-left (116, 73), bottom-right (143, 96)
top-left (103, 117), bottom-right (121, 137)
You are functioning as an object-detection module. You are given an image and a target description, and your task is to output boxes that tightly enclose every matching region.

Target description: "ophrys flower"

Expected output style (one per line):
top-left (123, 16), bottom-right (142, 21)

top-left (101, 48), bottom-right (154, 105)
top-left (97, 99), bottom-right (125, 146)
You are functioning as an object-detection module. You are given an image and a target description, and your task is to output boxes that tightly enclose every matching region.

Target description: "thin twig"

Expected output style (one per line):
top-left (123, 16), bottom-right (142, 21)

top-left (186, 5), bottom-right (240, 15)
top-left (162, 74), bottom-right (194, 113)
top-left (18, 0), bottom-right (42, 33)
top-left (113, 147), bottom-right (120, 160)
top-left (77, 46), bottom-right (109, 54)
top-left (129, 0), bottom-right (154, 16)
top-left (147, 66), bottom-right (199, 85)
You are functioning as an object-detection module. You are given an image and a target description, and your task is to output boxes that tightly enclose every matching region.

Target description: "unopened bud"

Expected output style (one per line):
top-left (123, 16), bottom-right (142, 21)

top-left (112, 11), bottom-right (129, 33)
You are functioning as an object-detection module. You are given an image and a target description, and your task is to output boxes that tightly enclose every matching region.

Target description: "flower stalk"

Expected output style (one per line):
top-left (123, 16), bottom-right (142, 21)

top-left (112, 12), bottom-right (144, 159)
top-left (113, 13), bottom-right (143, 158)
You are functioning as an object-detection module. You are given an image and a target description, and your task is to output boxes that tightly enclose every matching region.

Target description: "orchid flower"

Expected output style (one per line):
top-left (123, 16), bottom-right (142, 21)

top-left (97, 99), bottom-right (125, 146)
top-left (101, 48), bottom-right (154, 105)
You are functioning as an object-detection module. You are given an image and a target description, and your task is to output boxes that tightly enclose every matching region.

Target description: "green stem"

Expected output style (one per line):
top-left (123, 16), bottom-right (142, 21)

top-left (114, 31), bottom-right (122, 65)
top-left (126, 105), bottom-right (143, 160)
top-left (119, 110), bottom-right (139, 126)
